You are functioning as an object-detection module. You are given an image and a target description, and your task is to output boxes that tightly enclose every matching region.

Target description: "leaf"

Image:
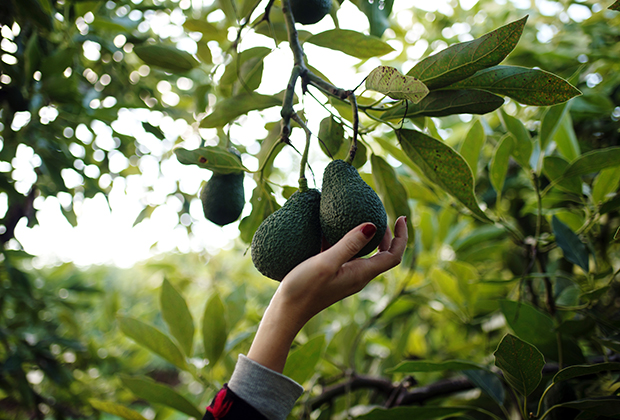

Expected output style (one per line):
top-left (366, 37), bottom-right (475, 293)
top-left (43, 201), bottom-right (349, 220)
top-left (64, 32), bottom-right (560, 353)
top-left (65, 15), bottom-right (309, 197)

top-left (553, 113), bottom-right (580, 161)
top-left (371, 155), bottom-right (414, 243)
top-left (89, 399), bottom-right (147, 420)
top-left (118, 317), bottom-right (188, 370)
top-left (552, 216), bottom-right (589, 272)
top-left (174, 146), bottom-right (247, 174)
top-left (160, 279), bottom-right (194, 357)
top-left (202, 292), bottom-right (228, 365)
top-left (445, 66), bottom-right (581, 106)
top-left (407, 16), bottom-right (528, 89)
top-left (464, 369), bottom-right (505, 406)
top-left (490, 134), bottom-right (515, 198)
top-left (238, 181), bottom-right (280, 243)
top-left (542, 156), bottom-right (582, 195)
top-left (592, 168), bottom-right (620, 205)
top-left (200, 93), bottom-right (282, 128)
top-left (540, 102), bottom-right (571, 150)
top-left (459, 119), bottom-right (486, 180)
top-left (387, 359), bottom-right (487, 373)
top-left (133, 44), bottom-right (199, 74)
top-left (318, 116), bottom-right (345, 158)
top-left (493, 334), bottom-right (544, 397)
top-left (610, 0), bottom-right (620, 10)
top-left (196, 42), bottom-right (212, 64)
top-left (183, 19), bottom-right (226, 43)
top-left (365, 66), bottom-right (429, 103)
top-left (283, 335), bottom-right (325, 384)
top-left (553, 362), bottom-right (620, 383)
top-left (225, 284), bottom-right (246, 330)
top-left (356, 406), bottom-right (467, 420)
top-left (142, 122), bottom-right (165, 140)
top-left (499, 109), bottom-right (532, 169)
top-left (381, 90), bottom-right (504, 120)
top-left (120, 375), bottom-right (203, 418)
top-left (305, 29), bottom-right (395, 59)
top-left (354, 0), bottom-right (394, 37)
top-left (562, 147), bottom-right (620, 178)
top-left (551, 397), bottom-right (620, 418)
top-left (220, 47), bottom-right (271, 94)
top-left (396, 129), bottom-right (491, 223)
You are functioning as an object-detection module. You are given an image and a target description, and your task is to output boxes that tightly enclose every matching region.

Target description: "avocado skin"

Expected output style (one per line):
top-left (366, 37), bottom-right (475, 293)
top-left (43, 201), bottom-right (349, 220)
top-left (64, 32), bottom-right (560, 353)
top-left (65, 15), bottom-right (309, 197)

top-left (251, 189), bottom-right (322, 281)
top-left (320, 160), bottom-right (387, 258)
top-left (201, 171), bottom-right (245, 226)
top-left (290, 0), bottom-right (331, 25)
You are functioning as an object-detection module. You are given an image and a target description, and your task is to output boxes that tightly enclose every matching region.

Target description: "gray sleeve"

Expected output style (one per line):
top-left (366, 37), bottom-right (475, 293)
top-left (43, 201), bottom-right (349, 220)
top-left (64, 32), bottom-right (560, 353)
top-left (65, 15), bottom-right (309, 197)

top-left (228, 354), bottom-right (305, 420)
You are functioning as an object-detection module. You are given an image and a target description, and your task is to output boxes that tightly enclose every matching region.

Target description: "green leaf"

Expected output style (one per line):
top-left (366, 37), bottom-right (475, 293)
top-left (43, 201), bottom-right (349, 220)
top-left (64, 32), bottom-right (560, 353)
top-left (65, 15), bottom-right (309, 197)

top-left (371, 155), bottom-right (414, 243)
top-left (183, 19), bottom-right (227, 43)
top-left (445, 66), bottom-right (581, 106)
top-left (562, 147), bottom-right (620, 178)
top-left (118, 316), bottom-right (188, 370)
top-left (459, 119), bottom-right (486, 180)
top-left (552, 216), bottom-right (589, 272)
top-left (356, 406), bottom-right (467, 420)
top-left (142, 122), bottom-right (165, 140)
top-left (318, 116), bottom-right (345, 159)
top-left (490, 134), bottom-right (515, 198)
top-left (365, 66), bottom-right (429, 103)
top-left (381, 90), bottom-right (504, 120)
top-left (493, 334), bottom-right (544, 397)
top-left (120, 375), bottom-right (203, 418)
top-left (396, 129), bottom-right (491, 223)
top-left (160, 279), bottom-right (194, 357)
top-left (225, 284), bottom-right (246, 330)
top-left (592, 168), bottom-right (620, 205)
top-left (609, 0), bottom-right (620, 10)
top-left (196, 42), bottom-right (212, 64)
top-left (463, 369), bottom-right (505, 406)
top-left (283, 335), bottom-right (325, 384)
top-left (550, 397), bottom-right (620, 418)
top-left (89, 399), bottom-right (147, 420)
top-left (305, 29), bottom-right (395, 59)
top-left (540, 102), bottom-right (571, 150)
top-left (133, 44), bottom-right (199, 73)
top-left (174, 146), bottom-right (247, 174)
top-left (202, 293), bottom-right (228, 365)
top-left (542, 156), bottom-right (582, 195)
top-left (239, 181), bottom-right (280, 243)
top-left (354, 0), bottom-right (394, 37)
top-left (407, 16), bottom-right (527, 89)
top-left (387, 359), bottom-right (487, 373)
top-left (220, 47), bottom-right (271, 94)
top-left (553, 113), bottom-right (580, 161)
top-left (200, 93), bottom-right (282, 127)
top-left (553, 362), bottom-right (620, 383)
top-left (499, 109), bottom-right (532, 169)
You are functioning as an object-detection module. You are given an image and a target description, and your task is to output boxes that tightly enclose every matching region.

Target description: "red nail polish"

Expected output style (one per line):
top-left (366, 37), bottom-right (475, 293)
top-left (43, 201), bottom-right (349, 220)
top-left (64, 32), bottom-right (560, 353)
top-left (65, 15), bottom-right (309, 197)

top-left (361, 224), bottom-right (377, 238)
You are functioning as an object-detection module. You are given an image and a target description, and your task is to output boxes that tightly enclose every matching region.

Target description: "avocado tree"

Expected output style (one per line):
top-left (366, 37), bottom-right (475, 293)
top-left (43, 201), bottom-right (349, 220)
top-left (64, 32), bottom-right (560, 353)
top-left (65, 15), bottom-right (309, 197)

top-left (2, 0), bottom-right (620, 419)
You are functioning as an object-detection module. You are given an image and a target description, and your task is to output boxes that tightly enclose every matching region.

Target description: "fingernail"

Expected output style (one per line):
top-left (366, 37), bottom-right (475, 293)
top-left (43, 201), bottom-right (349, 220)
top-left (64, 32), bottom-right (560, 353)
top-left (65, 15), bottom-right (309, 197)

top-left (403, 216), bottom-right (407, 224)
top-left (361, 224), bottom-right (377, 238)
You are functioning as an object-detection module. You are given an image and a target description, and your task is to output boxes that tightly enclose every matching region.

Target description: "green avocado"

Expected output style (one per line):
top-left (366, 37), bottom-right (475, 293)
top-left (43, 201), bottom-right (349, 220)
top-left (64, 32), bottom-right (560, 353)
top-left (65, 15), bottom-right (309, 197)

top-left (201, 171), bottom-right (245, 226)
top-left (251, 189), bottom-right (322, 281)
top-left (320, 159), bottom-right (387, 258)
top-left (290, 0), bottom-right (331, 25)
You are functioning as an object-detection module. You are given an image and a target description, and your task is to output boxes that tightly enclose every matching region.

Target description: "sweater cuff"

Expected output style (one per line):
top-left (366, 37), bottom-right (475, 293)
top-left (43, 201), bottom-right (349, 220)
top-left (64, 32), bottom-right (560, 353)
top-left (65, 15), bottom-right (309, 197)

top-left (228, 354), bottom-right (304, 420)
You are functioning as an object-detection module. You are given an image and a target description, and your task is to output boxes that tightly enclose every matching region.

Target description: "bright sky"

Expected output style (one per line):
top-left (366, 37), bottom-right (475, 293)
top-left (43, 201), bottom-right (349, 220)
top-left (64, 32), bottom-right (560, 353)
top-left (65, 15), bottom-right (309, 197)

top-left (4, 0), bottom-right (594, 268)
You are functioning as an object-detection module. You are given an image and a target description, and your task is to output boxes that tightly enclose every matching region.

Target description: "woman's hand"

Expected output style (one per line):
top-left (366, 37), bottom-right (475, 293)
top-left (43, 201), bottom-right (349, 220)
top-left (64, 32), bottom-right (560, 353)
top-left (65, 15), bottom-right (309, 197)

top-left (247, 216), bottom-right (408, 373)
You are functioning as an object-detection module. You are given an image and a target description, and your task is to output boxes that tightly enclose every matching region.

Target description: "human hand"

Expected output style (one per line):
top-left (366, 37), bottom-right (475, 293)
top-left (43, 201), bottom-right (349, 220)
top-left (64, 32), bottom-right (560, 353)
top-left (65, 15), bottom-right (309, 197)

top-left (247, 216), bottom-right (408, 373)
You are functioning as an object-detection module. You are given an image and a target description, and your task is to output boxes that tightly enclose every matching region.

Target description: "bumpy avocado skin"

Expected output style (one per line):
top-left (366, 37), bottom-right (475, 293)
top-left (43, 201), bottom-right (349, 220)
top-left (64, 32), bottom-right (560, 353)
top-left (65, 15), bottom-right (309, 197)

top-left (320, 160), bottom-right (387, 258)
top-left (290, 0), bottom-right (331, 25)
top-left (251, 189), bottom-right (322, 281)
top-left (201, 172), bottom-right (245, 226)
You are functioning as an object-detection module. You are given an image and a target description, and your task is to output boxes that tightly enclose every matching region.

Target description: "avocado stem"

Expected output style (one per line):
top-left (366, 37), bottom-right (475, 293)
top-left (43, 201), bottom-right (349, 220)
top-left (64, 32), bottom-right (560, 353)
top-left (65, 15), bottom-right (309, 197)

top-left (292, 112), bottom-right (311, 192)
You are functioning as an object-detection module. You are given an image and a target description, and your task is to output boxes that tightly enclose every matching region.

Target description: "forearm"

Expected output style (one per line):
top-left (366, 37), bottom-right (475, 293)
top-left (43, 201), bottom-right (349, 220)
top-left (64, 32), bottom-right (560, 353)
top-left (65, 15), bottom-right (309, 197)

top-left (246, 294), bottom-right (307, 373)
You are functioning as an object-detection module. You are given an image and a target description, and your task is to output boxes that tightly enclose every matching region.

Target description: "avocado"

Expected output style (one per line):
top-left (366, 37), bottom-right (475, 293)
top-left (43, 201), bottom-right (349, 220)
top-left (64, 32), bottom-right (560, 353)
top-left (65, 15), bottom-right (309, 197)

top-left (251, 189), bottom-right (322, 281)
top-left (290, 0), bottom-right (331, 25)
top-left (320, 159), bottom-right (387, 258)
top-left (201, 171), bottom-right (245, 226)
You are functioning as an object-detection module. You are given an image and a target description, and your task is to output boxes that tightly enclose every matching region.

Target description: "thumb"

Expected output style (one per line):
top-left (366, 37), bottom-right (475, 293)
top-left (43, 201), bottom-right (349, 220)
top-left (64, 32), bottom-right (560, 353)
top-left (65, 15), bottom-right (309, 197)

top-left (323, 223), bottom-right (377, 267)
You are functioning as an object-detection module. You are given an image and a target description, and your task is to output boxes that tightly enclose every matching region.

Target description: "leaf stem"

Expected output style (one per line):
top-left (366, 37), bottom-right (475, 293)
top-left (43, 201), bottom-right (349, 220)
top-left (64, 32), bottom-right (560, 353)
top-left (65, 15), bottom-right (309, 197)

top-left (292, 113), bottom-right (311, 192)
top-left (535, 383), bottom-right (555, 418)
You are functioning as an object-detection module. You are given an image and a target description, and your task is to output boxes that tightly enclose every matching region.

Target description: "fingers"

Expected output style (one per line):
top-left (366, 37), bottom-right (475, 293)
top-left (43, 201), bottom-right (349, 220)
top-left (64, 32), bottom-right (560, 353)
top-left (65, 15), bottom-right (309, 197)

top-left (378, 224), bottom-right (392, 252)
top-left (321, 222), bottom-right (377, 268)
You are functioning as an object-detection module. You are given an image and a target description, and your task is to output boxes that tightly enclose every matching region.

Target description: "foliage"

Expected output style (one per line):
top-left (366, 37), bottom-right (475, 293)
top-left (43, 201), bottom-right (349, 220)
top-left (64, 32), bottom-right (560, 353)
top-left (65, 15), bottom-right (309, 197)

top-left (2, 0), bottom-right (620, 419)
